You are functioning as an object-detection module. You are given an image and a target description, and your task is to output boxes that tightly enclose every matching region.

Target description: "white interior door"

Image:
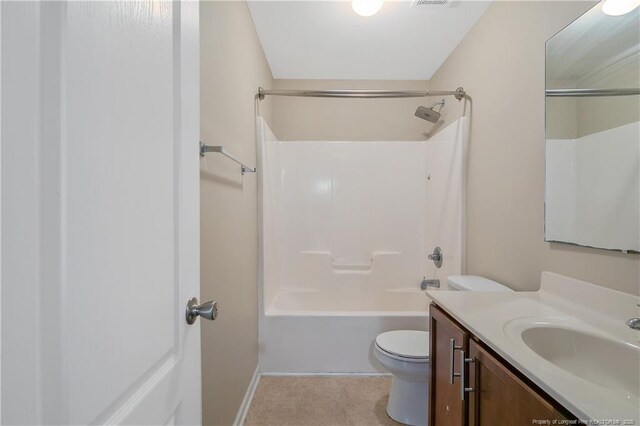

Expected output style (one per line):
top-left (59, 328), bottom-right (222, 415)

top-left (1, 1), bottom-right (201, 424)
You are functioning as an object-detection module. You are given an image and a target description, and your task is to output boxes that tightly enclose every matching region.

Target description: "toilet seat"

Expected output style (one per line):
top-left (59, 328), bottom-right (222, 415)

top-left (375, 330), bottom-right (429, 362)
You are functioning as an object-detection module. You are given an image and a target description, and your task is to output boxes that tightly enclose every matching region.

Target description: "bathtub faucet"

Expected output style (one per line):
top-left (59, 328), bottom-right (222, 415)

top-left (420, 277), bottom-right (440, 290)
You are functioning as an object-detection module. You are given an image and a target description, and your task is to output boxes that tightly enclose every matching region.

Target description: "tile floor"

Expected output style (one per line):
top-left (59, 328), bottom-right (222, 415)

top-left (243, 375), bottom-right (403, 426)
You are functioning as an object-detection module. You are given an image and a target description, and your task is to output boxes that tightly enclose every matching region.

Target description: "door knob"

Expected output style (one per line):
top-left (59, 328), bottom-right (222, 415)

top-left (186, 297), bottom-right (218, 325)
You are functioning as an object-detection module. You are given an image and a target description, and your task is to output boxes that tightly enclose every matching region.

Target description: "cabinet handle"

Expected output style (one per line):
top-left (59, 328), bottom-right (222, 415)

top-left (449, 338), bottom-right (463, 384)
top-left (460, 350), bottom-right (475, 401)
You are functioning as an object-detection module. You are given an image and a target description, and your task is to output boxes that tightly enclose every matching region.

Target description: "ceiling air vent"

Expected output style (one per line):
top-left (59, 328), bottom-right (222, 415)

top-left (411, 0), bottom-right (450, 6)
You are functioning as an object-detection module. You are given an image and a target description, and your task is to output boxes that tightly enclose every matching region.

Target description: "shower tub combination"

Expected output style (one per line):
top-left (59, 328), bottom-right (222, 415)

top-left (257, 117), bottom-right (468, 373)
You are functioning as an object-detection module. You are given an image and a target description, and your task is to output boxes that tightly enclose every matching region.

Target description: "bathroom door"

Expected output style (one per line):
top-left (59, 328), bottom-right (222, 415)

top-left (1, 1), bottom-right (201, 424)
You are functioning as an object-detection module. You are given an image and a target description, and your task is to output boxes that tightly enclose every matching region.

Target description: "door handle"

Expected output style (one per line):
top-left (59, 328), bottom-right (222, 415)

top-left (460, 350), bottom-right (475, 400)
top-left (186, 297), bottom-right (218, 324)
top-left (449, 338), bottom-right (463, 384)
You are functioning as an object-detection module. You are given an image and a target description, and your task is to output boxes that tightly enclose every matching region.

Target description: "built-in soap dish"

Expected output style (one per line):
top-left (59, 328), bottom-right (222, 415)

top-left (331, 258), bottom-right (373, 271)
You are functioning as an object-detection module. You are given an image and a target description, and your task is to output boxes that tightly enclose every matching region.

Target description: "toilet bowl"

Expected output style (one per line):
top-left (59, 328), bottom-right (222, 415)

top-left (374, 275), bottom-right (513, 425)
top-left (374, 330), bottom-right (429, 426)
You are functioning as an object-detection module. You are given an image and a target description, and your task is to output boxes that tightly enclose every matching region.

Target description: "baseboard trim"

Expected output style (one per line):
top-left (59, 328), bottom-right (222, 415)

top-left (260, 372), bottom-right (391, 377)
top-left (233, 366), bottom-right (261, 426)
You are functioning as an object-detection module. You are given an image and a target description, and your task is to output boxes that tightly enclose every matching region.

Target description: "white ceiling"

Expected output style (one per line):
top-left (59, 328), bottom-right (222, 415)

top-left (247, 1), bottom-right (492, 80)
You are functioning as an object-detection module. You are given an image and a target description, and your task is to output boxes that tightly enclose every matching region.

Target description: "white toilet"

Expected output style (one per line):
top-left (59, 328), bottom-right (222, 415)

top-left (374, 275), bottom-right (513, 426)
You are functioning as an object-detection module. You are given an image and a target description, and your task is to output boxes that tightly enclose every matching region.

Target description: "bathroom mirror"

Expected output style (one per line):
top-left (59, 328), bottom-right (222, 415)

top-left (545, 3), bottom-right (640, 252)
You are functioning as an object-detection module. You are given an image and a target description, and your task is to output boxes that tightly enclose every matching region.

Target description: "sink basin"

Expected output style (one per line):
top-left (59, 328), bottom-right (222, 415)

top-left (521, 326), bottom-right (640, 400)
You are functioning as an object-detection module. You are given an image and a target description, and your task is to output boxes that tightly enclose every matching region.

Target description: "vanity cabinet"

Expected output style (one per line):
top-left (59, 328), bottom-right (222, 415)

top-left (429, 303), bottom-right (573, 426)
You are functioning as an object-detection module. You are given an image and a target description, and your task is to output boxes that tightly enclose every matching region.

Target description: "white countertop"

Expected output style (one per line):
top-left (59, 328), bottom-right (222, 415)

top-left (426, 272), bottom-right (640, 423)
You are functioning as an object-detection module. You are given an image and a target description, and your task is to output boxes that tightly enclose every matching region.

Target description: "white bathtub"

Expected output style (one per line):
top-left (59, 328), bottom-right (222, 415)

top-left (259, 288), bottom-right (430, 373)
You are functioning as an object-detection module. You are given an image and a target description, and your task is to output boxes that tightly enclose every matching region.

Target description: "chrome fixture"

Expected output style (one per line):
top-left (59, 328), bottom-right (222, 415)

top-left (428, 246), bottom-right (443, 268)
top-left (459, 350), bottom-right (475, 401)
top-left (626, 318), bottom-right (640, 330)
top-left (257, 87), bottom-right (466, 101)
top-left (199, 142), bottom-right (256, 175)
top-left (421, 277), bottom-right (440, 290)
top-left (186, 297), bottom-right (218, 325)
top-left (415, 99), bottom-right (445, 123)
top-left (449, 338), bottom-right (475, 400)
top-left (449, 339), bottom-right (462, 384)
top-left (546, 88), bottom-right (640, 97)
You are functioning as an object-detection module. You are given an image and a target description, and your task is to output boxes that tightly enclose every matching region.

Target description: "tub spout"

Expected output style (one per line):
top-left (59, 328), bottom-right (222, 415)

top-left (421, 277), bottom-right (440, 290)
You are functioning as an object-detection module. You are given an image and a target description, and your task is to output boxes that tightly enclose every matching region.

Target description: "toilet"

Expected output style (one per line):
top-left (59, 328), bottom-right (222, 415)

top-left (374, 275), bottom-right (513, 426)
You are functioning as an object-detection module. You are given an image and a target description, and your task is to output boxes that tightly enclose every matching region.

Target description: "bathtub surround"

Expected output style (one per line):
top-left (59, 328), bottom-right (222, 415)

top-left (259, 117), bottom-right (467, 314)
top-left (428, 1), bottom-right (640, 295)
top-left (258, 117), bottom-right (468, 373)
top-left (200, 2), bottom-right (273, 425)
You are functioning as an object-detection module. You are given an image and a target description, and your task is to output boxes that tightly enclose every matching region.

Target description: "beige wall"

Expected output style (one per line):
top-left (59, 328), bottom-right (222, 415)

top-left (271, 79), bottom-right (432, 141)
top-left (429, 1), bottom-right (639, 294)
top-left (200, 2), bottom-right (273, 425)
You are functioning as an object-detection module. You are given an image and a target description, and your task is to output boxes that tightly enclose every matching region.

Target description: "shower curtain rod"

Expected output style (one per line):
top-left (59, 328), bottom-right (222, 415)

top-left (257, 86), bottom-right (466, 101)
top-left (545, 88), bottom-right (640, 97)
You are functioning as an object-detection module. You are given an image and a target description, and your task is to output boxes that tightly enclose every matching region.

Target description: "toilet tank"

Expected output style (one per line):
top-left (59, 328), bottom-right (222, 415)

top-left (446, 275), bottom-right (513, 292)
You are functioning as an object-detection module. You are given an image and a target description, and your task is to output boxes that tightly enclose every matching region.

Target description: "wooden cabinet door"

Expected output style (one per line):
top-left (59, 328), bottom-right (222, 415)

top-left (429, 304), bottom-right (469, 426)
top-left (468, 340), bottom-right (569, 426)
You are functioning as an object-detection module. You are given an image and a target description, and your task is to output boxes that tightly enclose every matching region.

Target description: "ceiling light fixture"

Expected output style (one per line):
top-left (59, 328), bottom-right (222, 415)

top-left (601, 0), bottom-right (640, 15)
top-left (352, 0), bottom-right (384, 17)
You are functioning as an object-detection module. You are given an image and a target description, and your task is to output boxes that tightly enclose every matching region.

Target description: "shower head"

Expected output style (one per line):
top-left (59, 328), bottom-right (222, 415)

top-left (415, 106), bottom-right (441, 123)
top-left (414, 99), bottom-right (445, 124)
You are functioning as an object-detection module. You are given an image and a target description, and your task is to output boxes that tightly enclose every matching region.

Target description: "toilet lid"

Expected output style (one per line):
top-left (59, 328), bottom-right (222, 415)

top-left (375, 330), bottom-right (429, 359)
